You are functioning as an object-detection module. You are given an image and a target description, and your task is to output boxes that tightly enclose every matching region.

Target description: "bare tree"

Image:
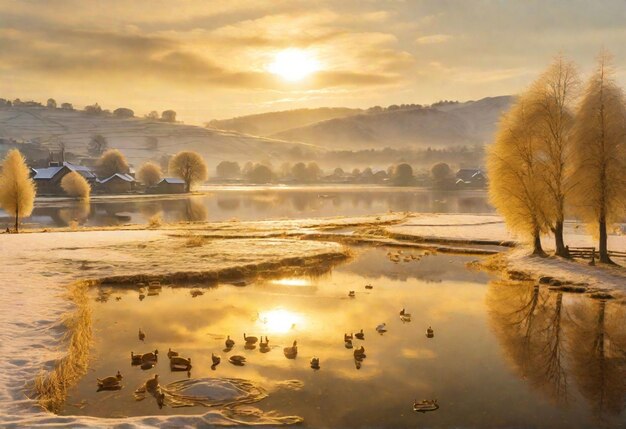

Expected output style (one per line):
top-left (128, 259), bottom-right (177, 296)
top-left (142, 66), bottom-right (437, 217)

top-left (0, 149), bottom-right (36, 232)
top-left (96, 149), bottom-right (129, 178)
top-left (137, 162), bottom-right (163, 187)
top-left (88, 134), bottom-right (108, 157)
top-left (488, 96), bottom-right (552, 255)
top-left (168, 151), bottom-right (208, 192)
top-left (61, 171), bottom-right (91, 199)
top-left (527, 56), bottom-right (580, 257)
top-left (570, 54), bottom-right (626, 264)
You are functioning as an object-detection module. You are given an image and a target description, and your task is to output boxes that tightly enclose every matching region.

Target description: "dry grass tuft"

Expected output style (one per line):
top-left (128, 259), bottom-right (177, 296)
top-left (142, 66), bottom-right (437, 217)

top-left (185, 234), bottom-right (208, 247)
top-left (148, 213), bottom-right (163, 228)
top-left (33, 280), bottom-right (93, 413)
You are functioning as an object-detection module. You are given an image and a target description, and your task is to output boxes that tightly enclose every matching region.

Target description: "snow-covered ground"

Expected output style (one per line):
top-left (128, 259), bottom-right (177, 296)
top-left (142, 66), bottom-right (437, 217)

top-left (385, 213), bottom-right (626, 298)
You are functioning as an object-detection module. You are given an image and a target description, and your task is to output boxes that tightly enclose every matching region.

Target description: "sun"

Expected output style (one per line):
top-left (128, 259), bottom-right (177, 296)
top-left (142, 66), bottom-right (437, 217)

top-left (267, 49), bottom-right (320, 82)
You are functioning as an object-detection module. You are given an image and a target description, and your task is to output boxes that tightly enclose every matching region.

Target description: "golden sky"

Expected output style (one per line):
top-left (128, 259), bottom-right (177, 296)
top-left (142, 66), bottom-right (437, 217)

top-left (1, 0), bottom-right (625, 123)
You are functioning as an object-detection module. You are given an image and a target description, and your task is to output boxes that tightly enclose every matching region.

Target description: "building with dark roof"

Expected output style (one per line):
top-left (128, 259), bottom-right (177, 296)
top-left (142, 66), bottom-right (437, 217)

top-left (147, 177), bottom-right (186, 194)
top-left (32, 162), bottom-right (97, 195)
top-left (96, 173), bottom-right (136, 194)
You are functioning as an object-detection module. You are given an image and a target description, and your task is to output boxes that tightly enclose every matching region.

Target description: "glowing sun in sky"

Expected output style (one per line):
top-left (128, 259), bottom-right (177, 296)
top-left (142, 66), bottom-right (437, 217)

top-left (267, 49), bottom-right (320, 81)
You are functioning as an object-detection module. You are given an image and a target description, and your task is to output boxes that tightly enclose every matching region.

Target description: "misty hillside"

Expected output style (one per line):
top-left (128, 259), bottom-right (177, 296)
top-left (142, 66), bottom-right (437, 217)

top-left (207, 107), bottom-right (363, 137)
top-left (0, 106), bottom-right (319, 168)
top-left (271, 96), bottom-right (513, 149)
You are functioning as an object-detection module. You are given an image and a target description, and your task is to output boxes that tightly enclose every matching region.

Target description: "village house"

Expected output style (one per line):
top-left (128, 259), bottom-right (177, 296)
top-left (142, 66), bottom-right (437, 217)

top-left (147, 177), bottom-right (186, 194)
top-left (96, 173), bottom-right (136, 194)
top-left (32, 161), bottom-right (98, 195)
top-left (455, 168), bottom-right (487, 188)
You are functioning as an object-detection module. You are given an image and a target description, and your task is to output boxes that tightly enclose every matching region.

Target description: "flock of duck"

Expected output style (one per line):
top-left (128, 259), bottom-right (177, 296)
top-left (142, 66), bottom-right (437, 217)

top-left (95, 279), bottom-right (438, 413)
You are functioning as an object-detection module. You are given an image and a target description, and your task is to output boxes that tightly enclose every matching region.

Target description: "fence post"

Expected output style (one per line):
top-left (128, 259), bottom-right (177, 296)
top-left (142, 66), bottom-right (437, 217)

top-left (589, 248), bottom-right (596, 266)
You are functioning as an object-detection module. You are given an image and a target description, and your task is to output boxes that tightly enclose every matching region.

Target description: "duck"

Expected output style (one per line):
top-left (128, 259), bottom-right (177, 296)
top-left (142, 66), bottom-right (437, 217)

top-left (260, 336), bottom-right (269, 347)
top-left (229, 355), bottom-right (246, 366)
top-left (225, 335), bottom-right (235, 349)
top-left (344, 339), bottom-right (353, 349)
top-left (169, 356), bottom-right (192, 371)
top-left (355, 329), bottom-right (365, 340)
top-left (157, 391), bottom-right (166, 409)
top-left (167, 348), bottom-right (179, 359)
top-left (138, 329), bottom-right (146, 341)
top-left (244, 333), bottom-right (258, 344)
top-left (353, 346), bottom-right (366, 360)
top-left (413, 399), bottom-right (439, 413)
top-left (376, 323), bottom-right (387, 333)
top-left (145, 374), bottom-right (159, 391)
top-left (310, 357), bottom-right (320, 370)
top-left (260, 337), bottom-right (270, 353)
top-left (426, 326), bottom-right (434, 338)
top-left (365, 284), bottom-right (373, 290)
top-left (211, 353), bottom-right (221, 365)
top-left (344, 333), bottom-right (353, 342)
top-left (141, 350), bottom-right (159, 364)
top-left (399, 308), bottom-right (411, 318)
top-left (131, 352), bottom-right (143, 365)
top-left (97, 371), bottom-right (123, 388)
top-left (284, 340), bottom-right (298, 359)
top-left (348, 291), bottom-right (356, 298)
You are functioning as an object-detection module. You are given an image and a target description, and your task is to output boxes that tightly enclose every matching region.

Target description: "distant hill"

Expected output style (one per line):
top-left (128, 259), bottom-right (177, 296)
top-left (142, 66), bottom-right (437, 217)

top-left (271, 96), bottom-right (514, 149)
top-left (207, 107), bottom-right (363, 137)
top-left (0, 106), bottom-right (320, 169)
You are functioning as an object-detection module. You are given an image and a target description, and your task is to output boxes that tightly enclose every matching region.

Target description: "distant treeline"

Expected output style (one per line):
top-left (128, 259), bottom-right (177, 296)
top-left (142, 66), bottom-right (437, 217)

top-left (0, 97), bottom-right (178, 123)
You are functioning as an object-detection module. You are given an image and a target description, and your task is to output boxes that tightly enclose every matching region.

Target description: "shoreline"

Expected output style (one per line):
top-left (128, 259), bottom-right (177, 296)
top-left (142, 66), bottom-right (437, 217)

top-left (1, 212), bottom-right (624, 427)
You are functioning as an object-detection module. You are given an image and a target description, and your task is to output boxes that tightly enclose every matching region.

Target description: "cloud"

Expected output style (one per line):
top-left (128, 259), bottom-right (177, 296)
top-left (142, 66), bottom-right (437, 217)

top-left (416, 33), bottom-right (453, 45)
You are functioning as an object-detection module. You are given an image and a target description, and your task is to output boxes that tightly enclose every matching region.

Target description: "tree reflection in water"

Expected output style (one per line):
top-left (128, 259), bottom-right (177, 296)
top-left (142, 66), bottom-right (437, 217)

top-left (568, 299), bottom-right (626, 421)
top-left (487, 280), bottom-right (626, 423)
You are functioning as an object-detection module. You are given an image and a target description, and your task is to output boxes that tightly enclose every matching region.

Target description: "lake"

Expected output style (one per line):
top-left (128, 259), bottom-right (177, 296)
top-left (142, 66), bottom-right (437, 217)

top-left (1, 186), bottom-right (493, 229)
top-left (61, 246), bottom-right (626, 428)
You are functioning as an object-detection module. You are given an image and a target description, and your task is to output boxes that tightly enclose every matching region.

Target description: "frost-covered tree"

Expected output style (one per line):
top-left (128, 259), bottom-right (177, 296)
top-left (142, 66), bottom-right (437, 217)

top-left (488, 96), bottom-right (551, 255)
top-left (0, 149), bottom-right (36, 232)
top-left (570, 54), bottom-right (626, 263)
top-left (137, 162), bottom-right (162, 187)
top-left (61, 171), bottom-right (91, 199)
top-left (88, 134), bottom-right (108, 156)
top-left (168, 151), bottom-right (208, 192)
top-left (527, 56), bottom-right (579, 257)
top-left (96, 149), bottom-right (129, 178)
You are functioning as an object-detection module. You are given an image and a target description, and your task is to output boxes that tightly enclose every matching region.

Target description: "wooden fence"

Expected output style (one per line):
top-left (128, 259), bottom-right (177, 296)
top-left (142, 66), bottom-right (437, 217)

top-left (567, 246), bottom-right (626, 262)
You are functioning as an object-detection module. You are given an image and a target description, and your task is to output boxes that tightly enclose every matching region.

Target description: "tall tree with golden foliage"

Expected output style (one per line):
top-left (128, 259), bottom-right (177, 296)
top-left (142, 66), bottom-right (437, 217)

top-left (570, 54), bottom-right (626, 263)
top-left (137, 162), bottom-right (162, 187)
top-left (0, 149), bottom-right (36, 232)
top-left (96, 149), bottom-right (129, 178)
top-left (487, 96), bottom-right (551, 255)
top-left (61, 171), bottom-right (91, 199)
top-left (526, 56), bottom-right (579, 257)
top-left (168, 151), bottom-right (208, 192)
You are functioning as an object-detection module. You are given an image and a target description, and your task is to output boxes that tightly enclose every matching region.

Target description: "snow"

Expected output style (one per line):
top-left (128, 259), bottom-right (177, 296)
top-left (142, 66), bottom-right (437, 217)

top-left (384, 213), bottom-right (626, 298)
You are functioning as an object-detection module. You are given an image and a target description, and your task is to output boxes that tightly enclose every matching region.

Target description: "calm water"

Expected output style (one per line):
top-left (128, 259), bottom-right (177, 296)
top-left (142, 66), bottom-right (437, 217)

top-left (62, 247), bottom-right (626, 428)
top-left (2, 186), bottom-right (493, 229)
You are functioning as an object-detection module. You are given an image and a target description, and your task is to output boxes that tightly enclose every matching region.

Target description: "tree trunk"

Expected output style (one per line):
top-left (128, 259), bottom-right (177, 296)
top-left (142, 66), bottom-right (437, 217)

top-left (598, 217), bottom-right (612, 264)
top-left (14, 204), bottom-right (19, 233)
top-left (532, 227), bottom-right (545, 256)
top-left (554, 220), bottom-right (568, 257)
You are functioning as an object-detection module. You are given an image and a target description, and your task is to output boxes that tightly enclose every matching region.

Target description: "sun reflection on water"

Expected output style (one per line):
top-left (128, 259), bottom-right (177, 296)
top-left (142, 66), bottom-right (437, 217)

top-left (258, 308), bottom-right (303, 333)
top-left (271, 278), bottom-right (310, 287)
